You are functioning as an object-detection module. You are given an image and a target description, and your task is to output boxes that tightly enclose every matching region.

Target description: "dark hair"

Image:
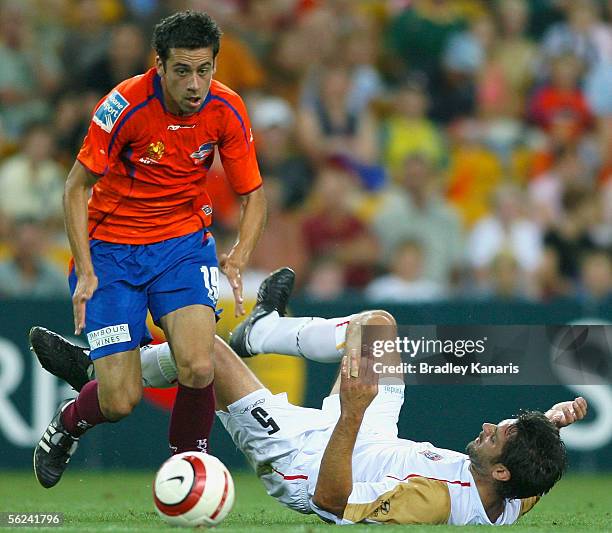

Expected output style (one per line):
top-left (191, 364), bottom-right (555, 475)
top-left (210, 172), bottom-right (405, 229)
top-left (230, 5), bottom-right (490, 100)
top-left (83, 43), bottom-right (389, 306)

top-left (496, 411), bottom-right (567, 499)
top-left (152, 11), bottom-right (222, 65)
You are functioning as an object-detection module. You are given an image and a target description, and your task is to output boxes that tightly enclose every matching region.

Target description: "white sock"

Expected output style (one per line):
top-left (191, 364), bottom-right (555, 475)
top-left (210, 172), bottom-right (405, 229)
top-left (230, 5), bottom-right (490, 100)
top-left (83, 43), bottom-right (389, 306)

top-left (140, 343), bottom-right (177, 388)
top-left (248, 312), bottom-right (355, 363)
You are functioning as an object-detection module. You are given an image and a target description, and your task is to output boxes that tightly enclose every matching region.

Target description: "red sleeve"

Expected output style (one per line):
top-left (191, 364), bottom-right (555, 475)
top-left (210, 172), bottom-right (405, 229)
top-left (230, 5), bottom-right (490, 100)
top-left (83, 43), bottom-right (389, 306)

top-left (77, 88), bottom-right (132, 175)
top-left (217, 95), bottom-right (263, 195)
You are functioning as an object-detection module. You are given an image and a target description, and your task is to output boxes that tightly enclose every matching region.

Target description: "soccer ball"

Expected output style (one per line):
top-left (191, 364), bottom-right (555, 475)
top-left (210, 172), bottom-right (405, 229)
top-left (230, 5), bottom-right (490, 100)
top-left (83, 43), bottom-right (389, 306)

top-left (153, 452), bottom-right (235, 527)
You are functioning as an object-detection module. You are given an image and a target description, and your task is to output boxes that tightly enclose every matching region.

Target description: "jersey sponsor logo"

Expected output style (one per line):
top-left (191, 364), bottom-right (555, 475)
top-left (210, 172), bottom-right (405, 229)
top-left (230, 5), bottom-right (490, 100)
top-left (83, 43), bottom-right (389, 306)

top-left (201, 205), bottom-right (213, 216)
top-left (190, 141), bottom-right (215, 164)
top-left (419, 450), bottom-right (444, 461)
top-left (86, 324), bottom-right (131, 350)
top-left (168, 124), bottom-right (196, 130)
top-left (92, 90), bottom-right (129, 133)
top-left (239, 397), bottom-right (265, 414)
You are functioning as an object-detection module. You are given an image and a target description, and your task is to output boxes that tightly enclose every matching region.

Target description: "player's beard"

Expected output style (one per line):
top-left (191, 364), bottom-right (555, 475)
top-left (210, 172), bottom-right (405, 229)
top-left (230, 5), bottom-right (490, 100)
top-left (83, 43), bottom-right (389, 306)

top-left (466, 440), bottom-right (485, 472)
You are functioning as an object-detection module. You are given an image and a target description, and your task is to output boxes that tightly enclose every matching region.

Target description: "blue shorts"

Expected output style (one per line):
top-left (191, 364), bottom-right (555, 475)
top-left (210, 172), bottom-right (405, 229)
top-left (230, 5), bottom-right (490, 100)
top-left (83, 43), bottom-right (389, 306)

top-left (69, 231), bottom-right (219, 360)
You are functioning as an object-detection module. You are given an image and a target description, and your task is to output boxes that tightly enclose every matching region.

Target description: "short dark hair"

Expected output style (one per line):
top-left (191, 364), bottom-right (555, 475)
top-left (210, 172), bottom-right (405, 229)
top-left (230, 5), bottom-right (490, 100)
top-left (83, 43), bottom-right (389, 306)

top-left (152, 11), bottom-right (222, 65)
top-left (496, 411), bottom-right (567, 499)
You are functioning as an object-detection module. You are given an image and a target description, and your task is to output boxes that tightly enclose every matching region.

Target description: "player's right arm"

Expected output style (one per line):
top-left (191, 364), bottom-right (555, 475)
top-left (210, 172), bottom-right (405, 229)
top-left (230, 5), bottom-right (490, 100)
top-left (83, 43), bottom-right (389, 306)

top-left (312, 350), bottom-right (378, 517)
top-left (63, 161), bottom-right (100, 335)
top-left (66, 85), bottom-right (134, 334)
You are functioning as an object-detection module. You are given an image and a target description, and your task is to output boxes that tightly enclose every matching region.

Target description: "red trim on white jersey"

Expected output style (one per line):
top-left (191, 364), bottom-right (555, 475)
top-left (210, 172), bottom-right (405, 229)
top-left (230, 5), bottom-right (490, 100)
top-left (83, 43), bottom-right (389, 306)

top-left (272, 466), bottom-right (309, 480)
top-left (386, 473), bottom-right (471, 487)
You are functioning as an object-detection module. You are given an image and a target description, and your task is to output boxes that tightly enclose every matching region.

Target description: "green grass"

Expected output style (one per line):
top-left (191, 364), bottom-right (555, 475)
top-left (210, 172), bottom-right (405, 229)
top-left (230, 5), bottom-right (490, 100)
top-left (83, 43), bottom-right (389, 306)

top-left (0, 471), bottom-right (610, 532)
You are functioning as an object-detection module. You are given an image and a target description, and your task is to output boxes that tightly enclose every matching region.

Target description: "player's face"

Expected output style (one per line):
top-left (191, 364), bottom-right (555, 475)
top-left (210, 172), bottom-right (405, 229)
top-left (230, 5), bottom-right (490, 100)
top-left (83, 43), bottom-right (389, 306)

top-left (466, 418), bottom-right (517, 469)
top-left (156, 47), bottom-right (216, 116)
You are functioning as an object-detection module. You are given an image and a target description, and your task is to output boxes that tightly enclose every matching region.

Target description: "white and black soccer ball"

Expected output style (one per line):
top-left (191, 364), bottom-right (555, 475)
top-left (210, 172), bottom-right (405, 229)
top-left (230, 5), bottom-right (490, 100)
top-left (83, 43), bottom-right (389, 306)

top-left (153, 452), bottom-right (235, 527)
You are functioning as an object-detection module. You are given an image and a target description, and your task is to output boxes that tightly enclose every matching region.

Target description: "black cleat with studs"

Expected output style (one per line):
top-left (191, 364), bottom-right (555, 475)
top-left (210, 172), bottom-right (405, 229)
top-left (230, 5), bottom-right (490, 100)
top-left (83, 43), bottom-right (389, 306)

top-left (229, 267), bottom-right (295, 358)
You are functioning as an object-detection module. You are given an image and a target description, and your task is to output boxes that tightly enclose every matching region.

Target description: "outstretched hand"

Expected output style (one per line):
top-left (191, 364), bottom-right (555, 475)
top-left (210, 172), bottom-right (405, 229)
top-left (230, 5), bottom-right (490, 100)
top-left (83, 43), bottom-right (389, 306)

top-left (72, 272), bottom-right (98, 335)
top-left (546, 397), bottom-right (588, 429)
top-left (219, 251), bottom-right (245, 317)
top-left (339, 347), bottom-right (379, 419)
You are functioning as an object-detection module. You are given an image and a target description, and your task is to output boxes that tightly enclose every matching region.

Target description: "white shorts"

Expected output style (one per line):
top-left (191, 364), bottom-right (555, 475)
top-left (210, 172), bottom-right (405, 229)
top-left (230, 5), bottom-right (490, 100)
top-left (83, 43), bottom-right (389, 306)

top-left (216, 384), bottom-right (405, 514)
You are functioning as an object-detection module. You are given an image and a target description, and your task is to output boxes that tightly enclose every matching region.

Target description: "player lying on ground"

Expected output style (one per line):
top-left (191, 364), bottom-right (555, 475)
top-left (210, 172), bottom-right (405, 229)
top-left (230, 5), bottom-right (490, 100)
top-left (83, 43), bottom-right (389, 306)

top-left (31, 268), bottom-right (588, 525)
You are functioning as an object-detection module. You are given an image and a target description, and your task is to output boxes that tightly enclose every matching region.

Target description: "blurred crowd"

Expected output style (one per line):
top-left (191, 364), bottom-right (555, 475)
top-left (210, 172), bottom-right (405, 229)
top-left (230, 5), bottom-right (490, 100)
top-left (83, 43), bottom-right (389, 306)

top-left (0, 0), bottom-right (611, 305)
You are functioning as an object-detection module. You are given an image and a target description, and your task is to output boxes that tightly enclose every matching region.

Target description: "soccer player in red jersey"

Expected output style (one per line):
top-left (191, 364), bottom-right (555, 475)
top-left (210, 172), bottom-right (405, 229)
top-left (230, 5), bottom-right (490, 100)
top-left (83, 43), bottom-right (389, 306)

top-left (33, 11), bottom-right (267, 488)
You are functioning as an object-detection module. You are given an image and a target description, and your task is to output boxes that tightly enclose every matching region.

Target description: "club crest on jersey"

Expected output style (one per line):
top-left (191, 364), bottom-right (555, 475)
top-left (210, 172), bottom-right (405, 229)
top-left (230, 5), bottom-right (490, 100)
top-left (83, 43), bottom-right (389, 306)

top-left (147, 141), bottom-right (164, 160)
top-left (419, 450), bottom-right (443, 461)
top-left (190, 141), bottom-right (215, 164)
top-left (93, 90), bottom-right (129, 133)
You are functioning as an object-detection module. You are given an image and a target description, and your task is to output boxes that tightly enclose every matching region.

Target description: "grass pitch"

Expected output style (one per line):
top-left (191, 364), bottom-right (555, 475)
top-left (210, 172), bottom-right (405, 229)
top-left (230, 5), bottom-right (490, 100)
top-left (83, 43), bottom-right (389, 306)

top-left (0, 471), bottom-right (610, 532)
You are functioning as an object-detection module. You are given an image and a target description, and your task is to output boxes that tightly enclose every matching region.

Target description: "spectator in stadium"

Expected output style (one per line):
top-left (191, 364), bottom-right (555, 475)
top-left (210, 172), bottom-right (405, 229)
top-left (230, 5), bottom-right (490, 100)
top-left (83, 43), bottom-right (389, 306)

top-left (528, 147), bottom-right (592, 229)
top-left (381, 75), bottom-right (445, 180)
top-left (490, 0), bottom-right (536, 118)
top-left (528, 53), bottom-right (593, 137)
top-left (578, 249), bottom-right (612, 303)
top-left (301, 161), bottom-right (378, 289)
top-left (384, 0), bottom-right (466, 83)
top-left (297, 60), bottom-right (379, 167)
top-left (466, 184), bottom-right (543, 293)
top-left (465, 14), bottom-right (505, 117)
top-left (543, 186), bottom-right (599, 283)
top-left (250, 96), bottom-right (313, 209)
top-left (0, 217), bottom-right (68, 298)
top-left (446, 118), bottom-right (504, 227)
top-left (302, 256), bottom-right (349, 302)
top-left (534, 247), bottom-right (574, 301)
top-left (0, 1), bottom-right (63, 140)
top-left (429, 19), bottom-right (485, 124)
top-left (52, 93), bottom-right (93, 164)
top-left (365, 239), bottom-right (446, 302)
top-left (32, 12), bottom-right (267, 491)
top-left (235, 0), bottom-right (291, 61)
top-left (371, 152), bottom-right (462, 288)
top-left (0, 121), bottom-right (64, 230)
top-left (32, 269), bottom-right (588, 526)
top-left (538, 0), bottom-right (612, 76)
top-left (344, 30), bottom-right (385, 116)
top-left (453, 12), bottom-right (530, 171)
top-left (60, 0), bottom-right (113, 84)
top-left (81, 23), bottom-right (149, 95)
top-left (526, 104), bottom-right (600, 182)
top-left (266, 3), bottom-right (342, 103)
top-left (486, 251), bottom-right (533, 301)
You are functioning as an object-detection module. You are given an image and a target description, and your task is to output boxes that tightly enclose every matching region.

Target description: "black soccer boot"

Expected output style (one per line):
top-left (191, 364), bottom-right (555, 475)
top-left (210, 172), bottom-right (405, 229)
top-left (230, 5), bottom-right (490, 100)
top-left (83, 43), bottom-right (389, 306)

top-left (29, 327), bottom-right (93, 392)
top-left (33, 399), bottom-right (80, 488)
top-left (229, 267), bottom-right (295, 357)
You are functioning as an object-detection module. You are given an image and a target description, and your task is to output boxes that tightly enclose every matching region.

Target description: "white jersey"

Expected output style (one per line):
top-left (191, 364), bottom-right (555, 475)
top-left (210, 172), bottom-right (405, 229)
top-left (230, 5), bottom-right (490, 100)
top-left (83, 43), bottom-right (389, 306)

top-left (217, 386), bottom-right (539, 526)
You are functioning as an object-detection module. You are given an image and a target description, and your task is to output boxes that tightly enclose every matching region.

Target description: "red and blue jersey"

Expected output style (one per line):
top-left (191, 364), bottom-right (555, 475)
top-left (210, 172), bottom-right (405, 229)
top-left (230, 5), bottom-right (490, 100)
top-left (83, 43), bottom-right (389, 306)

top-left (77, 67), bottom-right (262, 244)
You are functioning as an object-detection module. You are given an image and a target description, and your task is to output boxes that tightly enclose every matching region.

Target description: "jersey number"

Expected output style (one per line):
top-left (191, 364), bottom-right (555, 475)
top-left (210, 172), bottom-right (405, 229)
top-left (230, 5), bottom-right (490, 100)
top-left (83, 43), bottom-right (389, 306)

top-left (251, 407), bottom-right (280, 435)
top-left (200, 266), bottom-right (219, 301)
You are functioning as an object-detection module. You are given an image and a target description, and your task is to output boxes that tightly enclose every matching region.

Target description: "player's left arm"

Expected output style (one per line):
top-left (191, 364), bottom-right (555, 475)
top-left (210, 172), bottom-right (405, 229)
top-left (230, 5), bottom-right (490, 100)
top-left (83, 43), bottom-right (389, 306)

top-left (217, 94), bottom-right (268, 316)
top-left (545, 396), bottom-right (588, 429)
top-left (220, 186), bottom-right (267, 316)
